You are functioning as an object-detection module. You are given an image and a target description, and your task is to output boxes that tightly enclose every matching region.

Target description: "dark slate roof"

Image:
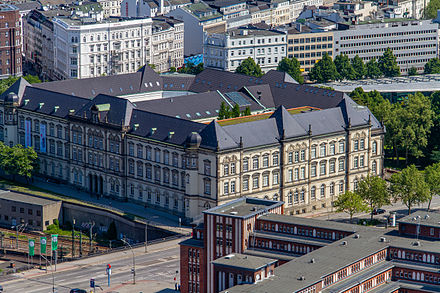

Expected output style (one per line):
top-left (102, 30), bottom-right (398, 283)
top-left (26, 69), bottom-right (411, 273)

top-left (73, 94), bottom-right (135, 126)
top-left (199, 120), bottom-right (239, 150)
top-left (0, 77), bottom-right (30, 102)
top-left (128, 109), bottom-right (205, 146)
top-left (135, 91), bottom-right (225, 120)
top-left (20, 87), bottom-right (89, 118)
top-left (243, 84), bottom-right (276, 109)
top-left (270, 106), bottom-right (308, 138)
top-left (223, 118), bottom-right (280, 148)
top-left (161, 74), bottom-right (195, 92)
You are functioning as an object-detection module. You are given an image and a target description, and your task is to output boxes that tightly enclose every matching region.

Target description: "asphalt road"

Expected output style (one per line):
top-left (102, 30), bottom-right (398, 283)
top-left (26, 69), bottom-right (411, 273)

top-left (1, 239), bottom-right (181, 293)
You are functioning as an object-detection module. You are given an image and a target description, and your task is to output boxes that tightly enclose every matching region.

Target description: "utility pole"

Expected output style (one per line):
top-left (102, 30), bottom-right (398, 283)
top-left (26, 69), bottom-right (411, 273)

top-left (71, 219), bottom-right (75, 258)
top-left (89, 221), bottom-right (95, 254)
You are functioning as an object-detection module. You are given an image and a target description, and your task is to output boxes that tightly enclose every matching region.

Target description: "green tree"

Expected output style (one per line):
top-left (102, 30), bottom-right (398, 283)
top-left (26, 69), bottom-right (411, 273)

top-left (235, 57), bottom-right (263, 77)
top-left (391, 165), bottom-right (431, 215)
top-left (426, 0), bottom-right (440, 19)
top-left (378, 48), bottom-right (400, 77)
top-left (424, 163), bottom-right (440, 211)
top-left (365, 58), bottom-right (382, 79)
top-left (23, 75), bottom-right (41, 84)
top-left (309, 53), bottom-right (338, 83)
top-left (218, 102), bottom-right (228, 120)
top-left (408, 67), bottom-right (418, 76)
top-left (398, 93), bottom-right (434, 164)
top-left (351, 55), bottom-right (366, 80)
top-left (357, 175), bottom-right (390, 221)
top-left (242, 107), bottom-right (251, 116)
top-left (169, 67), bottom-right (177, 73)
top-left (424, 58), bottom-right (440, 74)
top-left (0, 142), bottom-right (38, 182)
top-left (334, 191), bottom-right (368, 223)
top-left (277, 57), bottom-right (304, 84)
top-left (232, 104), bottom-right (240, 118)
top-left (334, 54), bottom-right (355, 80)
top-left (178, 62), bottom-right (204, 75)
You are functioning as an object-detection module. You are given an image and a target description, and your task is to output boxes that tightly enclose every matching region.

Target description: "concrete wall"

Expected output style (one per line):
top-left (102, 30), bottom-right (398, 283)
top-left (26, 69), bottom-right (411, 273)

top-left (62, 202), bottom-right (174, 243)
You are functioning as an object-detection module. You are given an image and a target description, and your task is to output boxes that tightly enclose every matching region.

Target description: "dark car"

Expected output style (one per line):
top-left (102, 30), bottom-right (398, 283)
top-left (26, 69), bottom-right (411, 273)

top-left (0, 284), bottom-right (3, 292)
top-left (70, 289), bottom-right (87, 293)
top-left (372, 208), bottom-right (386, 215)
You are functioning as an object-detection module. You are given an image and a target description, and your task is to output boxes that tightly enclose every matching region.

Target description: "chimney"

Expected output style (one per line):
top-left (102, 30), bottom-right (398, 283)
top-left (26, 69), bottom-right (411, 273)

top-left (160, 0), bottom-right (164, 15)
top-left (296, 23), bottom-right (302, 32)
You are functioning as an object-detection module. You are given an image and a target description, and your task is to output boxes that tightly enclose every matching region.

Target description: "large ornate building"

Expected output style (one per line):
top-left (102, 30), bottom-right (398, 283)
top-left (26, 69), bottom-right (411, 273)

top-left (0, 67), bottom-right (384, 221)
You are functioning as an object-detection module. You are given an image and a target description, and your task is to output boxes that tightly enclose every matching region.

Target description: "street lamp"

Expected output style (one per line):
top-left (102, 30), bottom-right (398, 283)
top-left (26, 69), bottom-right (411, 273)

top-left (145, 216), bottom-right (159, 253)
top-left (121, 238), bottom-right (136, 284)
top-left (13, 219), bottom-right (26, 250)
top-left (40, 254), bottom-right (55, 293)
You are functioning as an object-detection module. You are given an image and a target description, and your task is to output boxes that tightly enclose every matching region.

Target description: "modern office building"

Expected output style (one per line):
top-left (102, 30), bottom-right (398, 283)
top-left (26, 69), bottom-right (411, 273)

top-left (204, 27), bottom-right (287, 72)
top-left (180, 198), bottom-right (440, 293)
top-left (284, 24), bottom-right (334, 73)
top-left (0, 67), bottom-right (383, 221)
top-left (333, 19), bottom-right (439, 75)
top-left (0, 4), bottom-right (22, 79)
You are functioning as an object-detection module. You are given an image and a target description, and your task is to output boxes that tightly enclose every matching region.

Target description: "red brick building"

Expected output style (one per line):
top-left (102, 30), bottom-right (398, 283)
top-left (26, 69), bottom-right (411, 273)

top-left (180, 199), bottom-right (440, 293)
top-left (398, 211), bottom-right (440, 240)
top-left (0, 4), bottom-right (22, 79)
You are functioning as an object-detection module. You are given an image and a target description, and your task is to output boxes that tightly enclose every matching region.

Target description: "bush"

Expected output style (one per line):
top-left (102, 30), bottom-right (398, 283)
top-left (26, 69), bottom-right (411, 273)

top-left (357, 219), bottom-right (382, 226)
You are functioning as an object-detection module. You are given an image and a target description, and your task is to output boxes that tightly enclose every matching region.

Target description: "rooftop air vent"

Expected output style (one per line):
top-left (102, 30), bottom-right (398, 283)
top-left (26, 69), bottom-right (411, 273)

top-left (380, 237), bottom-right (386, 242)
top-left (298, 276), bottom-right (305, 281)
top-left (225, 254), bottom-right (234, 259)
top-left (310, 258), bottom-right (315, 263)
top-left (230, 211), bottom-right (238, 215)
top-left (354, 234), bottom-right (360, 239)
top-left (413, 241), bottom-right (420, 246)
top-left (341, 241), bottom-right (347, 246)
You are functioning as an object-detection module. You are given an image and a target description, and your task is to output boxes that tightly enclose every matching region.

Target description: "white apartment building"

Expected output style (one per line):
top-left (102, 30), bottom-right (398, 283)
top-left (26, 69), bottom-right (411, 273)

top-left (121, 0), bottom-right (191, 18)
top-left (52, 16), bottom-right (183, 79)
top-left (204, 28), bottom-right (287, 72)
top-left (290, 0), bottom-right (324, 21)
top-left (334, 20), bottom-right (439, 74)
top-left (94, 0), bottom-right (123, 17)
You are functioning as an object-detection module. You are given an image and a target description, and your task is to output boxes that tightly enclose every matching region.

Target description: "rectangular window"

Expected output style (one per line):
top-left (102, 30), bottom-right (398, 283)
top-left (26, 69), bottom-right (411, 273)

top-left (243, 178), bottom-right (249, 191)
top-left (288, 169), bottom-right (293, 182)
top-left (273, 173), bottom-right (279, 184)
top-left (360, 139), bottom-right (365, 150)
top-left (273, 154), bottom-right (279, 166)
top-left (230, 162), bottom-right (236, 174)
top-left (231, 180), bottom-right (236, 193)
top-left (224, 164), bottom-right (229, 176)
top-left (288, 152), bottom-right (293, 164)
top-left (243, 159), bottom-right (249, 171)
top-left (354, 156), bottom-right (359, 168)
top-left (320, 163), bottom-right (326, 175)
top-left (339, 159), bottom-right (345, 171)
top-left (253, 157), bottom-right (259, 169)
top-left (294, 151), bottom-right (299, 163)
top-left (354, 140), bottom-right (359, 151)
top-left (300, 150), bottom-right (305, 161)
top-left (339, 141), bottom-right (345, 153)
top-left (300, 167), bottom-right (305, 179)
top-left (330, 143), bottom-right (335, 155)
top-left (320, 145), bottom-right (326, 157)
top-left (263, 174), bottom-right (269, 187)
top-left (330, 160), bottom-right (335, 173)
top-left (263, 156), bottom-right (269, 168)
top-left (294, 168), bottom-right (299, 181)
top-left (360, 155), bottom-right (364, 167)
top-left (311, 147), bottom-right (316, 159)
top-left (252, 177), bottom-right (259, 189)
top-left (311, 165), bottom-right (316, 177)
top-left (223, 182), bottom-right (229, 195)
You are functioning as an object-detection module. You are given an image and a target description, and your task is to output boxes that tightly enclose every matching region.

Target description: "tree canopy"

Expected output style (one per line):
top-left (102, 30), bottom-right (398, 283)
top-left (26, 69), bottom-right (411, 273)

top-left (178, 62), bottom-right (204, 75)
top-left (426, 0), bottom-right (440, 19)
top-left (365, 58), bottom-right (382, 79)
top-left (0, 142), bottom-right (38, 181)
top-left (277, 57), bottom-right (304, 84)
top-left (333, 191), bottom-right (368, 223)
top-left (235, 57), bottom-right (263, 77)
top-left (424, 58), bottom-right (440, 74)
top-left (408, 67), bottom-right (418, 76)
top-left (391, 165), bottom-right (431, 214)
top-left (378, 48), bottom-right (400, 77)
top-left (357, 175), bottom-right (390, 221)
top-left (309, 53), bottom-right (338, 83)
top-left (424, 163), bottom-right (440, 210)
top-left (0, 75), bottom-right (41, 95)
top-left (351, 55), bottom-right (366, 80)
top-left (334, 54), bottom-right (355, 80)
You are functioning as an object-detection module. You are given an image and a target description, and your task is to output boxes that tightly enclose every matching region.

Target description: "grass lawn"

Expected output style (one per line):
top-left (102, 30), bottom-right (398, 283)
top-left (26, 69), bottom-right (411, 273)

top-left (217, 107), bottom-right (317, 126)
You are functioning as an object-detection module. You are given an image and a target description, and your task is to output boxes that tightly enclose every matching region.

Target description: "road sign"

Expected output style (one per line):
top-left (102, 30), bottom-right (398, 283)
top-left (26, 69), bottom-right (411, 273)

top-left (40, 237), bottom-right (47, 254)
top-left (51, 234), bottom-right (58, 251)
top-left (90, 278), bottom-right (95, 288)
top-left (29, 239), bottom-right (35, 256)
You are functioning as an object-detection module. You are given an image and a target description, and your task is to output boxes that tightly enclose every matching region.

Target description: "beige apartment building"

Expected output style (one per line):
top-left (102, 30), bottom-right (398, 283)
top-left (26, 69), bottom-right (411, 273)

top-left (286, 26), bottom-right (334, 73)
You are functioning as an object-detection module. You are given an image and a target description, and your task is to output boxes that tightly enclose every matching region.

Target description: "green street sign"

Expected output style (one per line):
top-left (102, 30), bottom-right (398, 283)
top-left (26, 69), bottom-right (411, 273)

top-left (40, 237), bottom-right (47, 254)
top-left (29, 239), bottom-right (35, 256)
top-left (51, 234), bottom-right (58, 251)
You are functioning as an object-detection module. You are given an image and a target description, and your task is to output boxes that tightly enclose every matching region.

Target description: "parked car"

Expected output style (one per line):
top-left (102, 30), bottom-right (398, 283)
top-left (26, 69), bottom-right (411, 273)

top-left (0, 284), bottom-right (3, 292)
top-left (372, 208), bottom-right (386, 215)
top-left (70, 289), bottom-right (87, 293)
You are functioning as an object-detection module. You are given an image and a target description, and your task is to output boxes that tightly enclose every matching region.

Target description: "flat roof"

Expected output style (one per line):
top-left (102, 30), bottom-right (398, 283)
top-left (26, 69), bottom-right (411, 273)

top-left (252, 231), bottom-right (332, 247)
top-left (213, 253), bottom-right (277, 271)
top-left (0, 4), bottom-right (18, 11)
top-left (398, 211), bottom-right (440, 229)
top-left (0, 190), bottom-right (60, 206)
top-left (204, 197), bottom-right (283, 219)
top-left (259, 213), bottom-right (357, 233)
top-left (320, 74), bottom-right (440, 93)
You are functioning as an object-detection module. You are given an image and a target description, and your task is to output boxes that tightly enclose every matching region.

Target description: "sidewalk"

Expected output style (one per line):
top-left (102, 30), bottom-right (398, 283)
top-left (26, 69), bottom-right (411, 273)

top-left (32, 177), bottom-right (190, 234)
top-left (103, 279), bottom-right (178, 293)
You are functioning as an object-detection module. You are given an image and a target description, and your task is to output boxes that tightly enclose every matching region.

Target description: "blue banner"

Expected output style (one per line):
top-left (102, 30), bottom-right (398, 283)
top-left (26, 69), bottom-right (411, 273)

top-left (40, 123), bottom-right (46, 153)
top-left (25, 119), bottom-right (31, 147)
